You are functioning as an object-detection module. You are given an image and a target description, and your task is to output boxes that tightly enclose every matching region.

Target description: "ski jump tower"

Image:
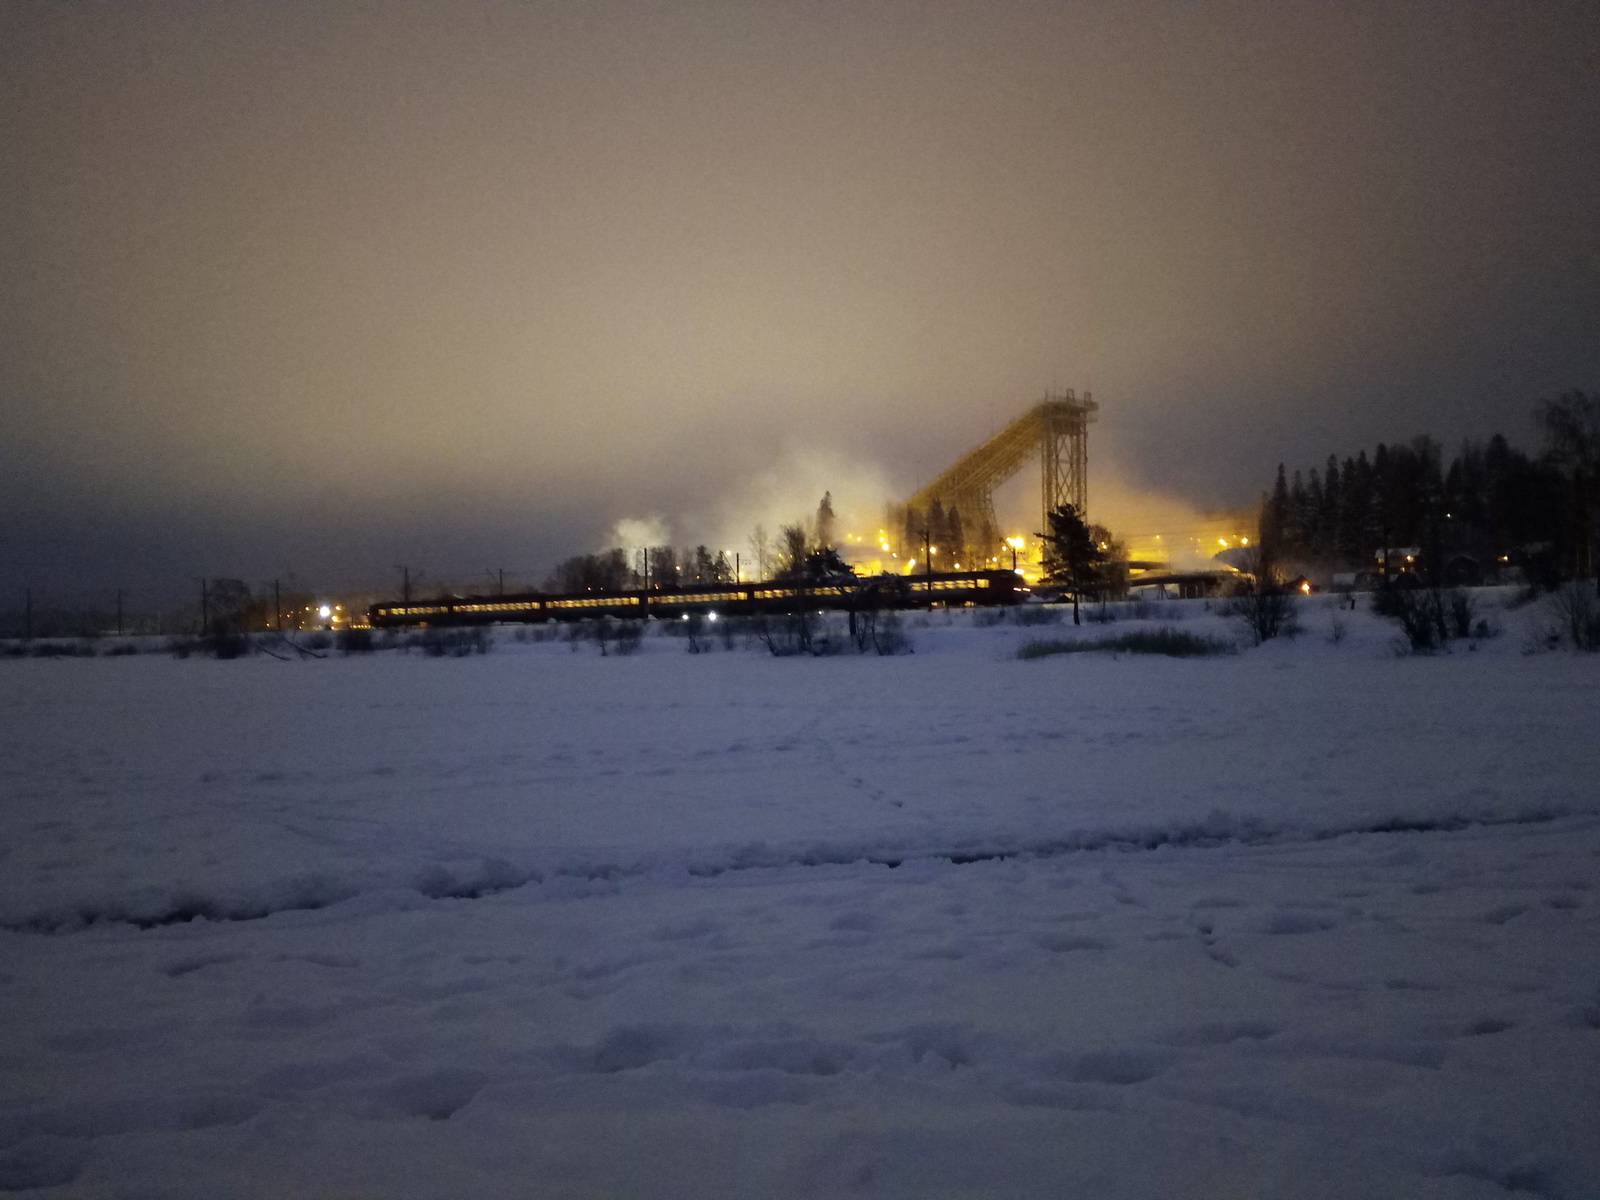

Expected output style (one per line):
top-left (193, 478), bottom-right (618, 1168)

top-left (895, 390), bottom-right (1097, 565)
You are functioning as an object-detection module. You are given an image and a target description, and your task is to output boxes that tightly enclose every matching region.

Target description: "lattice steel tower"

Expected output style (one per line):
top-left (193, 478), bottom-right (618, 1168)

top-left (896, 389), bottom-right (1097, 563)
top-left (1039, 390), bottom-right (1094, 518)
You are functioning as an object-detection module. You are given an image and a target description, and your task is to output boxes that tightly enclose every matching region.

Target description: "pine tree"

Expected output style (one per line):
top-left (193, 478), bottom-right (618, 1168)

top-left (1038, 503), bottom-right (1106, 625)
top-left (1261, 465), bottom-right (1291, 556)
top-left (1321, 455), bottom-right (1343, 565)
top-left (815, 492), bottom-right (836, 550)
top-left (947, 507), bottom-right (966, 567)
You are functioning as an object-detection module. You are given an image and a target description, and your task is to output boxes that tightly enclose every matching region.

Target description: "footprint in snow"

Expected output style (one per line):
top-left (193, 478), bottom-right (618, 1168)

top-left (1032, 932), bottom-right (1107, 953)
top-left (1477, 904), bottom-right (1526, 925)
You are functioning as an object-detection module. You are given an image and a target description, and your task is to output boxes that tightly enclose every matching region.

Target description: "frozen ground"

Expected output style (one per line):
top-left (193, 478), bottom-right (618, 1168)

top-left (1, 596), bottom-right (1597, 1198)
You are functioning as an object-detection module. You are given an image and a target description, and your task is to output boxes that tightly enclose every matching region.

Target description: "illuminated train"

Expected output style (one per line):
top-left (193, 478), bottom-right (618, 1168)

top-left (367, 569), bottom-right (1027, 628)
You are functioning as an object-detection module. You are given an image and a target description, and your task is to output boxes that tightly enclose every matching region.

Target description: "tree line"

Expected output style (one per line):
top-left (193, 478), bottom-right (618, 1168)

top-left (1259, 391), bottom-right (1598, 586)
top-left (545, 494), bottom-right (854, 594)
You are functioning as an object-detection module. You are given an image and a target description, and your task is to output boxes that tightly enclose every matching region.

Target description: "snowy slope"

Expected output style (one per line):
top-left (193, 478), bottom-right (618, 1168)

top-left (1, 597), bottom-right (1597, 1197)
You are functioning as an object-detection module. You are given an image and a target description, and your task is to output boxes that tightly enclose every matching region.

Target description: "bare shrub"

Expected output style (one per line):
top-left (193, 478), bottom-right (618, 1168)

top-left (1019, 628), bottom-right (1231, 659)
top-left (1224, 546), bottom-right (1299, 646)
top-left (1228, 585), bottom-right (1298, 646)
top-left (851, 607), bottom-right (877, 651)
top-left (870, 610), bottom-right (911, 655)
top-left (1373, 584), bottom-right (1482, 652)
top-left (683, 613), bottom-right (709, 653)
top-left (25, 639), bottom-right (99, 658)
top-left (1446, 589), bottom-right (1477, 640)
top-left (1013, 605), bottom-right (1064, 626)
top-left (756, 610), bottom-right (814, 656)
top-left (410, 628), bottom-right (490, 657)
top-left (337, 627), bottom-right (375, 654)
top-left (611, 620), bottom-right (644, 655)
top-left (1550, 582), bottom-right (1600, 652)
top-left (1084, 601), bottom-right (1118, 625)
top-left (1373, 583), bottom-right (1440, 652)
top-left (849, 608), bottom-right (913, 655)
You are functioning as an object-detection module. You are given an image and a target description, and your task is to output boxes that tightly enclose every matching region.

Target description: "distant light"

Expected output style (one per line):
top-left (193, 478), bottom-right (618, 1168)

top-left (1218, 538), bottom-right (1229, 546)
top-left (707, 611), bottom-right (717, 622)
top-left (681, 613), bottom-right (690, 621)
top-left (1241, 537), bottom-right (1250, 545)
top-left (318, 605), bottom-right (331, 619)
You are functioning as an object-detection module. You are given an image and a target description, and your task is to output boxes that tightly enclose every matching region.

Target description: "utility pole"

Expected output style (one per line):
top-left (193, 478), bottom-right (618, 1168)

top-left (274, 579), bottom-right (282, 632)
top-left (735, 552), bottom-right (741, 583)
top-left (497, 568), bottom-right (504, 597)
top-left (922, 528), bottom-right (934, 605)
top-left (115, 589), bottom-right (123, 637)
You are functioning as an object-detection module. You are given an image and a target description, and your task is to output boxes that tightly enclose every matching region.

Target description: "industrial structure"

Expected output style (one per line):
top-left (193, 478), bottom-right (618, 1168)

top-left (890, 389), bottom-right (1097, 567)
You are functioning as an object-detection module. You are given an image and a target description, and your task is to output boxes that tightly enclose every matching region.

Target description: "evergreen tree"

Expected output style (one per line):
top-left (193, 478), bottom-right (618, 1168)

top-left (927, 499), bottom-right (948, 568)
top-left (1321, 455), bottom-right (1343, 564)
top-left (1255, 410), bottom-right (1582, 585)
top-left (1038, 503), bottom-right (1106, 626)
top-left (647, 546), bottom-right (677, 590)
top-left (691, 545), bottom-right (718, 585)
top-left (946, 506), bottom-right (967, 567)
top-left (1539, 391), bottom-right (1600, 582)
top-left (815, 492), bottom-right (836, 549)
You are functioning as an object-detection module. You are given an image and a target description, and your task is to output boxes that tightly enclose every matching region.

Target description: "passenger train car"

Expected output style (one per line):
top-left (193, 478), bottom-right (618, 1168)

top-left (368, 570), bottom-right (1026, 628)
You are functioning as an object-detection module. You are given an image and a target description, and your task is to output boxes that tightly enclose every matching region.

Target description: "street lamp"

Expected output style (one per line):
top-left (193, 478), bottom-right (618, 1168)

top-left (1005, 536), bottom-right (1026, 572)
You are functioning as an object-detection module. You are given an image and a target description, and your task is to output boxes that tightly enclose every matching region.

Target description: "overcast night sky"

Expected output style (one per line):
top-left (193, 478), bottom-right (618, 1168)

top-left (3, 1), bottom-right (1597, 605)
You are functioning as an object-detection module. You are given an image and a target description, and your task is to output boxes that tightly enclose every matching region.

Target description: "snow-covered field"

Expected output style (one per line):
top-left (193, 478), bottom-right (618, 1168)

top-left (2, 597), bottom-right (1598, 1198)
